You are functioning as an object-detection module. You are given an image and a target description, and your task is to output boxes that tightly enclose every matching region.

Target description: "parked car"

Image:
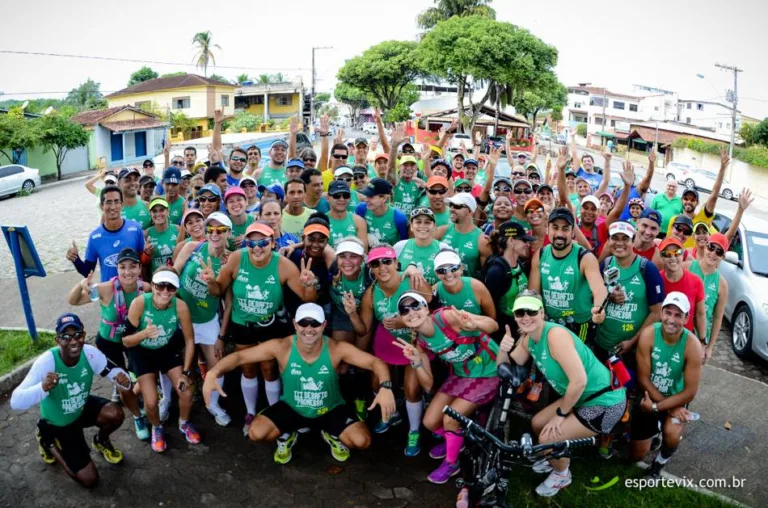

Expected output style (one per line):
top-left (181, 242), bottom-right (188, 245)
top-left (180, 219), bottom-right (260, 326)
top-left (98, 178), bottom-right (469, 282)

top-left (0, 164), bottom-right (41, 198)
top-left (664, 161), bottom-right (693, 182)
top-left (361, 122), bottom-right (377, 135)
top-left (669, 164), bottom-right (738, 201)
top-left (481, 136), bottom-right (507, 155)
top-left (711, 212), bottom-right (768, 360)
top-left (556, 134), bottom-right (567, 144)
top-left (448, 133), bottom-right (472, 153)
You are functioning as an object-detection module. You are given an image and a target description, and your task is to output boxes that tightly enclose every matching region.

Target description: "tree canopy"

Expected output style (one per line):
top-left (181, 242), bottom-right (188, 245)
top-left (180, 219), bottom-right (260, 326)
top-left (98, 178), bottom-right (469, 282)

top-left (37, 112), bottom-right (90, 180)
top-left (127, 66), bottom-right (158, 87)
top-left (236, 73), bottom-right (250, 84)
top-left (208, 74), bottom-right (231, 84)
top-left (740, 119), bottom-right (768, 146)
top-left (417, 0), bottom-right (495, 32)
top-left (512, 73), bottom-right (568, 127)
top-left (65, 78), bottom-right (107, 111)
top-left (0, 108), bottom-right (40, 163)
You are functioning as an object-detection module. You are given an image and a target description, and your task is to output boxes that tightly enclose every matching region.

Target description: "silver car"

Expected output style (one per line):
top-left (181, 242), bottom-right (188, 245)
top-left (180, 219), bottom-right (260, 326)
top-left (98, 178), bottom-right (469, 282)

top-left (0, 164), bottom-right (41, 198)
top-left (712, 212), bottom-right (768, 359)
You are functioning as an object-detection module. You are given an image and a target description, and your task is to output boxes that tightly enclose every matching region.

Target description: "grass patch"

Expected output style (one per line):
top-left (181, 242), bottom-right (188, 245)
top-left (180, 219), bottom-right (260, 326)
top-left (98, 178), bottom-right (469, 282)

top-left (0, 330), bottom-right (55, 376)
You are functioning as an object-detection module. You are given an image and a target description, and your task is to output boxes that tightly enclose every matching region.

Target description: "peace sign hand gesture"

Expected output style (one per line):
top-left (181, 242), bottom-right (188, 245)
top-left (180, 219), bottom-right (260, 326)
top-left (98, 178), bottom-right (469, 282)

top-left (200, 256), bottom-right (216, 283)
top-left (342, 290), bottom-right (358, 316)
top-left (80, 270), bottom-right (95, 297)
top-left (391, 337), bottom-right (420, 363)
top-left (299, 257), bottom-right (316, 287)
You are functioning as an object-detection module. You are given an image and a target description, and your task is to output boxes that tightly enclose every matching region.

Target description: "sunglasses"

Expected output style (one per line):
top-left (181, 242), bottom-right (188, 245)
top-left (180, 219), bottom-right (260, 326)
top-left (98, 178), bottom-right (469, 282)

top-left (514, 309), bottom-right (539, 318)
top-left (297, 318), bottom-right (323, 328)
top-left (353, 174), bottom-right (367, 180)
top-left (707, 243), bottom-right (725, 257)
top-left (525, 207), bottom-right (545, 215)
top-left (660, 248), bottom-right (683, 258)
top-left (514, 188), bottom-right (533, 195)
top-left (332, 154), bottom-right (347, 160)
top-left (528, 174), bottom-right (540, 180)
top-left (231, 156), bottom-right (247, 163)
top-left (398, 301), bottom-right (425, 315)
top-left (456, 186), bottom-right (472, 193)
top-left (154, 282), bottom-right (177, 293)
top-left (336, 177), bottom-right (352, 183)
top-left (172, 160), bottom-right (184, 166)
top-left (674, 225), bottom-right (693, 236)
top-left (240, 183), bottom-right (256, 189)
top-left (494, 185), bottom-right (512, 193)
top-left (206, 226), bottom-right (231, 235)
top-left (449, 203), bottom-right (468, 210)
top-left (402, 149), bottom-right (415, 155)
top-left (198, 196), bottom-right (219, 203)
top-left (512, 172), bottom-right (525, 177)
top-left (143, 164), bottom-right (154, 169)
top-left (435, 264), bottom-right (461, 275)
top-left (369, 258), bottom-right (395, 269)
top-left (303, 158), bottom-right (317, 163)
top-left (428, 188), bottom-right (448, 195)
top-left (245, 238), bottom-right (272, 249)
top-left (331, 192), bottom-right (351, 200)
top-left (57, 331), bottom-right (85, 342)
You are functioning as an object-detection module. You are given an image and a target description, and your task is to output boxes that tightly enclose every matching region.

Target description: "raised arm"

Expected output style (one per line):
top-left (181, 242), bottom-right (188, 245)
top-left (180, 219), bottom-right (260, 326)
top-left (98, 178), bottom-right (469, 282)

top-left (317, 115), bottom-right (331, 172)
top-left (555, 146), bottom-right (573, 213)
top-left (85, 167), bottom-right (106, 195)
top-left (212, 109), bottom-right (223, 153)
top-left (388, 125), bottom-right (408, 186)
top-left (478, 146), bottom-right (502, 204)
top-left (374, 108), bottom-right (390, 154)
top-left (637, 149), bottom-right (656, 195)
top-left (606, 160), bottom-right (635, 226)
top-left (281, 256), bottom-right (319, 302)
top-left (704, 147), bottom-right (730, 215)
top-left (288, 116), bottom-right (299, 160)
top-left (594, 152), bottom-right (612, 197)
top-left (527, 248), bottom-right (542, 293)
top-left (724, 189), bottom-right (753, 243)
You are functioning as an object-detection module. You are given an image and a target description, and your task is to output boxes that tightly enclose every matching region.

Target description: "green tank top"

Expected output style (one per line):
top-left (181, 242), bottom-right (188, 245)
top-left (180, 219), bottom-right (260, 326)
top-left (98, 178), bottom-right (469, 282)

top-left (434, 209), bottom-right (451, 227)
top-left (330, 270), bottom-right (368, 311)
top-left (393, 179), bottom-right (421, 215)
top-left (138, 293), bottom-right (178, 349)
top-left (373, 277), bottom-right (414, 342)
top-left (442, 225), bottom-right (482, 277)
top-left (689, 261), bottom-right (720, 343)
top-left (280, 336), bottom-right (345, 418)
top-left (365, 205), bottom-right (399, 246)
top-left (596, 256), bottom-right (650, 350)
top-left (329, 212), bottom-right (358, 247)
top-left (178, 242), bottom-right (223, 324)
top-left (397, 239), bottom-right (441, 285)
top-left (231, 252), bottom-right (283, 325)
top-left (650, 323), bottom-right (688, 396)
top-left (122, 200), bottom-right (151, 229)
top-left (497, 262), bottom-right (528, 317)
top-left (229, 214), bottom-right (255, 250)
top-left (539, 244), bottom-right (593, 323)
top-left (168, 196), bottom-right (185, 225)
top-left (40, 348), bottom-right (94, 427)
top-left (98, 285), bottom-right (140, 343)
top-left (258, 166), bottom-right (287, 187)
top-left (147, 225), bottom-right (180, 272)
top-left (436, 277), bottom-right (480, 314)
top-left (528, 322), bottom-right (624, 407)
top-left (418, 314), bottom-right (498, 378)
top-left (346, 192), bottom-right (361, 213)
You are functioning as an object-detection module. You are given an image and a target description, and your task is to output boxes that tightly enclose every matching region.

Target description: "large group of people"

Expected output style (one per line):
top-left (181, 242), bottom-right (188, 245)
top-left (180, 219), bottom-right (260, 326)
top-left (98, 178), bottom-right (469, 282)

top-left (11, 111), bottom-right (755, 503)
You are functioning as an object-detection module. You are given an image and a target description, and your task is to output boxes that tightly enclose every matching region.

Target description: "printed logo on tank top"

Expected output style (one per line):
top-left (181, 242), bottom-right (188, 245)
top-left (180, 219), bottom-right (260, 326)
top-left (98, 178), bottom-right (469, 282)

top-left (266, 275), bottom-right (276, 284)
top-left (630, 275), bottom-right (641, 285)
top-left (290, 362), bottom-right (302, 376)
top-left (564, 266), bottom-right (574, 275)
top-left (672, 352), bottom-right (681, 363)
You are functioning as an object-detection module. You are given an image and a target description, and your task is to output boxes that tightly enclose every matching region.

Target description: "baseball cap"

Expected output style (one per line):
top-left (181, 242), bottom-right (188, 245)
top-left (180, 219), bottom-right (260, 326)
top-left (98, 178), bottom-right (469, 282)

top-left (640, 208), bottom-right (662, 225)
top-left (659, 237), bottom-right (683, 251)
top-left (433, 250), bottom-right (462, 269)
top-left (240, 176), bottom-right (257, 187)
top-left (180, 169), bottom-right (192, 179)
top-left (524, 198), bottom-right (545, 212)
top-left (427, 176), bottom-right (449, 188)
top-left (397, 291), bottom-right (429, 310)
top-left (498, 220), bottom-right (536, 242)
top-left (609, 221), bottom-right (636, 239)
top-left (139, 175), bottom-right (156, 187)
top-left (118, 167), bottom-right (140, 180)
top-left (142, 158), bottom-right (155, 167)
top-left (286, 158), bottom-right (305, 170)
top-left (464, 158), bottom-right (479, 167)
top-left (335, 240), bottom-right (365, 257)
top-left (224, 186), bottom-right (247, 202)
top-left (430, 158), bottom-right (450, 170)
top-left (548, 207), bottom-right (575, 226)
top-left (257, 183), bottom-right (285, 202)
top-left (295, 303), bottom-right (326, 323)
top-left (694, 221), bottom-right (710, 234)
top-left (334, 166), bottom-right (353, 177)
top-left (245, 222), bottom-right (275, 238)
top-left (352, 166), bottom-right (368, 175)
top-left (359, 178), bottom-right (393, 198)
top-left (182, 208), bottom-right (204, 224)
top-left (452, 152), bottom-right (465, 160)
top-left (599, 191), bottom-right (615, 204)
top-left (374, 153), bottom-right (389, 162)
top-left (513, 179), bottom-right (532, 189)
top-left (163, 166), bottom-right (181, 184)
top-left (708, 232), bottom-right (730, 251)
top-left (429, 146), bottom-right (443, 157)
top-left (304, 224), bottom-right (330, 238)
top-left (454, 178), bottom-right (471, 189)
top-left (682, 187), bottom-right (700, 200)
top-left (492, 177), bottom-right (512, 188)
top-left (104, 174), bottom-right (118, 185)
top-left (662, 291), bottom-right (691, 314)
top-left (205, 211), bottom-right (233, 229)
top-left (400, 155), bottom-right (418, 165)
top-left (446, 193), bottom-right (477, 212)
top-left (354, 137), bottom-right (369, 147)
top-left (270, 139), bottom-right (289, 150)
top-left (516, 152), bottom-right (528, 159)
top-left (401, 142), bottom-right (414, 152)
top-left (368, 245), bottom-right (397, 263)
top-left (152, 270), bottom-right (180, 289)
top-left (198, 183), bottom-right (222, 198)
top-left (148, 197), bottom-right (169, 210)
top-left (328, 180), bottom-right (351, 196)
top-left (55, 313), bottom-right (85, 334)
top-left (512, 295), bottom-right (543, 312)
top-left (673, 215), bottom-right (694, 229)
top-left (581, 195), bottom-right (600, 209)
top-left (116, 248), bottom-right (140, 264)
top-left (537, 184), bottom-right (553, 195)
top-left (409, 207), bottom-right (436, 222)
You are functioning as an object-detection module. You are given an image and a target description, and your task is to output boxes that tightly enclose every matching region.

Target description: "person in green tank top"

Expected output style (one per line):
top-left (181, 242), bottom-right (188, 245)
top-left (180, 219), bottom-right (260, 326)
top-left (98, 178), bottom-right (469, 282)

top-left (630, 292), bottom-right (704, 478)
top-left (433, 249), bottom-right (495, 317)
top-left (145, 198), bottom-right (180, 273)
top-left (119, 167), bottom-right (152, 229)
top-left (395, 207), bottom-right (446, 287)
top-left (123, 268), bottom-right (200, 453)
top-left (480, 195), bottom-right (514, 236)
top-left (203, 303), bottom-right (395, 465)
top-left (11, 313), bottom-right (129, 487)
top-left (436, 193), bottom-right (491, 278)
top-left (357, 177), bottom-right (407, 246)
top-left (685, 233), bottom-right (729, 362)
top-left (499, 291), bottom-right (627, 497)
top-left (257, 139), bottom-right (288, 186)
top-left (331, 166), bottom-right (362, 212)
top-left (391, 156), bottom-right (424, 216)
top-left (394, 292), bottom-right (500, 484)
top-left (224, 186), bottom-right (254, 249)
top-left (173, 208), bottom-right (206, 261)
top-left (529, 207), bottom-right (607, 345)
top-left (422, 176), bottom-right (452, 227)
top-left (67, 248), bottom-right (149, 439)
top-left (162, 166), bottom-right (187, 226)
top-left (327, 180), bottom-right (368, 248)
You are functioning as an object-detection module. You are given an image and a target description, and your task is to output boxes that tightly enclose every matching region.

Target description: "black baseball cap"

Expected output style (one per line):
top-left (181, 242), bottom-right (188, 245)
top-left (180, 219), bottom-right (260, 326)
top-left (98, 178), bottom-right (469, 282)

top-left (139, 175), bottom-right (156, 187)
top-left (548, 207), bottom-right (575, 226)
top-left (163, 166), bottom-right (181, 184)
top-left (142, 159), bottom-right (155, 168)
top-left (352, 165), bottom-right (368, 175)
top-left (118, 167), bottom-right (140, 180)
top-left (354, 137), bottom-right (369, 147)
top-left (117, 247), bottom-right (140, 264)
top-left (328, 180), bottom-right (351, 196)
top-left (682, 187), bottom-right (700, 200)
top-left (673, 215), bottom-right (694, 229)
top-left (498, 221), bottom-right (536, 242)
top-left (359, 177), bottom-right (393, 197)
top-left (537, 184), bottom-right (554, 194)
top-left (55, 313), bottom-right (84, 334)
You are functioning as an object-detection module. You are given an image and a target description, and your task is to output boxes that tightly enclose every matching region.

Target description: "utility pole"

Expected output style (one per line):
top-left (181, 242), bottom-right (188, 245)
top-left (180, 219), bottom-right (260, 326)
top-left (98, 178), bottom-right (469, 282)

top-left (601, 87), bottom-right (607, 148)
top-left (715, 62), bottom-right (743, 181)
top-left (311, 46), bottom-right (332, 126)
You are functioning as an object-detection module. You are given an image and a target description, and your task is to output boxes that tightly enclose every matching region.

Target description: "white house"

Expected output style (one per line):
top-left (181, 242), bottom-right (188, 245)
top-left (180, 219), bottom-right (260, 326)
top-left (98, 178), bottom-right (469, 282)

top-left (564, 85), bottom-right (645, 136)
top-left (677, 99), bottom-right (740, 137)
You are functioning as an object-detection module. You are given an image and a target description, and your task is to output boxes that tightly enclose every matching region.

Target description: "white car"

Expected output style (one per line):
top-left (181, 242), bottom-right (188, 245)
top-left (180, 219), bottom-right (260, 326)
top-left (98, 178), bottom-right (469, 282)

top-left (0, 164), bottom-right (41, 198)
top-left (680, 168), bottom-right (737, 201)
top-left (448, 133), bottom-right (472, 153)
top-left (361, 122), bottom-right (377, 135)
top-left (664, 161), bottom-right (694, 182)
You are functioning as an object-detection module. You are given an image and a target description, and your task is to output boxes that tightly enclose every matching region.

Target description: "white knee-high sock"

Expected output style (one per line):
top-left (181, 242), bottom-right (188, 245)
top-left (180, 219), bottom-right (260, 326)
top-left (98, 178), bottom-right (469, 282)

top-left (209, 376), bottom-right (225, 411)
top-left (406, 400), bottom-right (423, 432)
top-left (265, 379), bottom-right (281, 406)
top-left (160, 373), bottom-right (172, 403)
top-left (241, 375), bottom-right (259, 415)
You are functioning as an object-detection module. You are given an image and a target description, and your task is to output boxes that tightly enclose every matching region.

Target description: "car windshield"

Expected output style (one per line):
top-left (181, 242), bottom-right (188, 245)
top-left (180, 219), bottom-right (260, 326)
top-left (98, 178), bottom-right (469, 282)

top-left (747, 231), bottom-right (768, 277)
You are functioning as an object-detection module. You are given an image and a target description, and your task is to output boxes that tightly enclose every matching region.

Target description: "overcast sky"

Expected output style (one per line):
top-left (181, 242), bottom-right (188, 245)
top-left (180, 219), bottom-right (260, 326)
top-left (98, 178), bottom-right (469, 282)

top-left (1, 0), bottom-right (767, 118)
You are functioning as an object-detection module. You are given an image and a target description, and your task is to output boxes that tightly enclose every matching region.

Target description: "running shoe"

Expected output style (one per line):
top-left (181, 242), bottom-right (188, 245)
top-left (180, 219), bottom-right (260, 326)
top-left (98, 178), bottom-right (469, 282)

top-left (151, 426), bottom-right (166, 453)
top-left (647, 460), bottom-right (665, 479)
top-left (427, 459), bottom-right (460, 484)
top-left (321, 430), bottom-right (350, 462)
top-left (535, 468), bottom-right (572, 497)
top-left (354, 398), bottom-right (368, 421)
top-left (243, 413), bottom-right (255, 437)
top-left (598, 434), bottom-right (614, 459)
top-left (159, 398), bottom-right (170, 423)
top-left (208, 407), bottom-right (232, 427)
top-left (110, 385), bottom-right (121, 404)
top-left (532, 458), bottom-right (554, 474)
top-left (456, 488), bottom-right (470, 508)
top-left (35, 429), bottom-right (55, 465)
top-left (429, 441), bottom-right (447, 459)
top-left (274, 432), bottom-right (298, 465)
top-left (373, 411), bottom-right (402, 434)
top-left (179, 421), bottom-right (201, 444)
top-left (92, 435), bottom-right (124, 464)
top-left (133, 415), bottom-right (150, 441)
top-left (404, 431), bottom-right (421, 457)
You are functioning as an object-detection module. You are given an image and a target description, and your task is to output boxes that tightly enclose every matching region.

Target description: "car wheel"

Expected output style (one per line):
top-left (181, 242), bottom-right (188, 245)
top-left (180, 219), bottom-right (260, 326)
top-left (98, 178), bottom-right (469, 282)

top-left (684, 178), bottom-right (695, 189)
top-left (731, 304), bottom-right (754, 359)
top-left (722, 188), bottom-right (733, 200)
top-left (21, 180), bottom-right (35, 193)
top-left (666, 173), bottom-right (675, 181)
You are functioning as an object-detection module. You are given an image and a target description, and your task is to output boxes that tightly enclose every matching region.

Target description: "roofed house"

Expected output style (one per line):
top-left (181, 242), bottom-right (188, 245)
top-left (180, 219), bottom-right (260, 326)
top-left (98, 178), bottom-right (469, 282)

top-left (72, 106), bottom-right (169, 169)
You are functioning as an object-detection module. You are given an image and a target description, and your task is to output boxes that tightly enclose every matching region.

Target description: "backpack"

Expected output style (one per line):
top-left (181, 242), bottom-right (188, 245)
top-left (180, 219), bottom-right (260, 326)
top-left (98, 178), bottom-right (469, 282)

top-left (419, 307), bottom-right (497, 376)
top-left (600, 255), bottom-right (648, 275)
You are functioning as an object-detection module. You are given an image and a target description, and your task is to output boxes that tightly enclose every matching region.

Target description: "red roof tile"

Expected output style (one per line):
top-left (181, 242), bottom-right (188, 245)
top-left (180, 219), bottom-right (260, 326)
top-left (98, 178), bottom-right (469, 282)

top-left (106, 74), bottom-right (234, 98)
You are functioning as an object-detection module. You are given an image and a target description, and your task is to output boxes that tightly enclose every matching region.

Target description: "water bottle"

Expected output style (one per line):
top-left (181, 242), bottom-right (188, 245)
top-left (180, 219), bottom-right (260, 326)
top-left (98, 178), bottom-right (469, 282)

top-left (608, 354), bottom-right (631, 388)
top-left (89, 284), bottom-right (100, 302)
top-left (671, 412), bottom-right (700, 424)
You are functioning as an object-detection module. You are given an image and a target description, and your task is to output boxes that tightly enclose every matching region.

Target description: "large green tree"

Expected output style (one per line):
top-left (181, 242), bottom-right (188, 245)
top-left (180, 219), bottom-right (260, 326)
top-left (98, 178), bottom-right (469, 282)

top-left (37, 112), bottom-right (89, 180)
top-left (337, 40), bottom-right (423, 111)
top-left (334, 83), bottom-right (370, 126)
top-left (65, 78), bottom-right (107, 111)
top-left (512, 73), bottom-right (567, 127)
top-left (417, 0), bottom-right (495, 32)
top-left (192, 31), bottom-right (221, 77)
top-left (0, 108), bottom-right (40, 163)
top-left (419, 16), bottom-right (558, 131)
top-left (127, 66), bottom-right (159, 87)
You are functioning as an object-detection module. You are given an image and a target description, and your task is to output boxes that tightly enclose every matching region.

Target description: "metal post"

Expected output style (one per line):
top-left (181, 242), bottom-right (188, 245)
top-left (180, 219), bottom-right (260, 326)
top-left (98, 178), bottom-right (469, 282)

top-left (9, 232), bottom-right (38, 340)
top-left (715, 63), bottom-right (743, 181)
top-left (601, 88), bottom-right (607, 148)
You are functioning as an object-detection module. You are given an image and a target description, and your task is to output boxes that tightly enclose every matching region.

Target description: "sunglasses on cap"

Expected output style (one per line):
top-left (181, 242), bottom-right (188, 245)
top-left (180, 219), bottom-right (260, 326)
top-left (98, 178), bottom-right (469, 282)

top-left (514, 187), bottom-right (533, 195)
top-left (660, 248), bottom-right (683, 258)
top-left (154, 282), bottom-right (177, 293)
top-left (398, 300), bottom-right (426, 315)
top-left (435, 264), bottom-right (461, 275)
top-left (297, 318), bottom-right (323, 328)
top-left (206, 225), bottom-right (231, 235)
top-left (332, 154), bottom-right (347, 159)
top-left (198, 196), bottom-right (219, 203)
top-left (369, 258), bottom-right (394, 269)
top-left (57, 331), bottom-right (86, 342)
top-left (494, 185), bottom-right (512, 192)
top-left (245, 238), bottom-right (272, 249)
top-left (513, 309), bottom-right (539, 318)
top-left (674, 224), bottom-right (693, 236)
top-left (428, 188), bottom-right (448, 195)
top-left (456, 186), bottom-right (472, 193)
top-left (231, 156), bottom-right (247, 163)
top-left (525, 206), bottom-right (545, 215)
top-left (707, 243), bottom-right (725, 257)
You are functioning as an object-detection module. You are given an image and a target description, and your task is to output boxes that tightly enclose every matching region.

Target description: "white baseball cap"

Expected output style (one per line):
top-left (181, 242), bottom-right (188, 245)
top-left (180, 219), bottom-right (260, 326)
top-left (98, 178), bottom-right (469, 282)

top-left (104, 175), bottom-right (118, 185)
top-left (446, 192), bottom-right (477, 212)
top-left (204, 211), bottom-right (233, 229)
top-left (334, 166), bottom-right (354, 177)
top-left (662, 292), bottom-right (691, 314)
top-left (335, 240), bottom-right (365, 257)
top-left (152, 270), bottom-right (180, 288)
top-left (295, 303), bottom-right (326, 323)
top-left (581, 195), bottom-right (600, 209)
top-left (433, 250), bottom-right (462, 270)
top-left (397, 291), bottom-right (429, 309)
top-left (609, 221), bottom-right (636, 239)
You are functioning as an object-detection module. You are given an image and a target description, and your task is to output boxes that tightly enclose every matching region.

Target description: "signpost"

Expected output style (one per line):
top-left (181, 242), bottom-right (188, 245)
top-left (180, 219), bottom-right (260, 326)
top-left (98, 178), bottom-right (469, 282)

top-left (2, 225), bottom-right (46, 340)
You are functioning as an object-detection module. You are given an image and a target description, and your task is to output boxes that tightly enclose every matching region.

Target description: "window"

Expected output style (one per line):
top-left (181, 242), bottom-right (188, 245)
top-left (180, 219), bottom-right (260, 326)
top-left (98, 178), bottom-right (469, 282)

top-left (574, 102), bottom-right (583, 109)
top-left (221, 95), bottom-right (230, 107)
top-left (276, 95), bottom-right (293, 106)
top-left (610, 120), bottom-right (616, 127)
top-left (172, 97), bottom-right (190, 109)
top-left (718, 122), bottom-right (723, 128)
top-left (630, 104), bottom-right (638, 112)
top-left (134, 101), bottom-right (151, 111)
top-left (686, 117), bottom-right (691, 124)
top-left (697, 103), bottom-right (704, 111)
top-left (613, 101), bottom-right (625, 110)
top-left (687, 103), bottom-right (692, 110)
top-left (590, 97), bottom-right (605, 107)
top-left (594, 117), bottom-right (604, 126)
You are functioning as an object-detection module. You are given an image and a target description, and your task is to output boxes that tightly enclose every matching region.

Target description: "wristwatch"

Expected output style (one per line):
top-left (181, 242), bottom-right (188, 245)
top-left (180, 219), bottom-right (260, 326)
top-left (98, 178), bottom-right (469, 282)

top-left (183, 370), bottom-right (194, 379)
top-left (652, 402), bottom-right (658, 413)
top-left (380, 381), bottom-right (393, 390)
top-left (555, 407), bottom-right (570, 418)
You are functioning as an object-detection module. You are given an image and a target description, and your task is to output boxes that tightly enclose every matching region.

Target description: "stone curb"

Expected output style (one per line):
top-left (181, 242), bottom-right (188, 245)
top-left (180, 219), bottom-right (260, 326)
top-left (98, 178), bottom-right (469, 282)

top-left (0, 327), bottom-right (56, 397)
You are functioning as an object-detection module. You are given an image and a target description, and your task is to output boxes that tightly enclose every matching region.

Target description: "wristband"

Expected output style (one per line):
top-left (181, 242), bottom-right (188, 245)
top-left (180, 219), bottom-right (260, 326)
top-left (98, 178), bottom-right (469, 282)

top-left (410, 361), bottom-right (424, 369)
top-left (555, 407), bottom-right (570, 418)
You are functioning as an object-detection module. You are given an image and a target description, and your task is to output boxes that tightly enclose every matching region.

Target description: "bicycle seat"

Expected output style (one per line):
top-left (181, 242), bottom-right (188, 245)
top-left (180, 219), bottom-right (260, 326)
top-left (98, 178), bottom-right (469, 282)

top-left (497, 362), bottom-right (527, 388)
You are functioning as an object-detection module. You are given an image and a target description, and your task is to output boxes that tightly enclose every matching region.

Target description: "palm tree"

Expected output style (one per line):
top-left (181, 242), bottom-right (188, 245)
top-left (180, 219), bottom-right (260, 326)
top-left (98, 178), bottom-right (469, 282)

top-left (257, 74), bottom-right (271, 84)
top-left (236, 73), bottom-right (250, 84)
top-left (272, 73), bottom-right (286, 84)
top-left (191, 31), bottom-right (221, 77)
top-left (417, 0), bottom-right (496, 32)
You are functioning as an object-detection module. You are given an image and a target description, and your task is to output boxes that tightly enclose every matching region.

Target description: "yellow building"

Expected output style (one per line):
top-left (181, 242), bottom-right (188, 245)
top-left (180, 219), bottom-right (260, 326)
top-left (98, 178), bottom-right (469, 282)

top-left (234, 80), bottom-right (304, 120)
top-left (106, 74), bottom-right (236, 139)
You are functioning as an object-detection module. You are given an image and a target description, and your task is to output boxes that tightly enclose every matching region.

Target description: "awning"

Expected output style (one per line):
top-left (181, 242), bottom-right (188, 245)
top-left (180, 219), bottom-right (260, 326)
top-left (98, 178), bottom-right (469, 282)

top-left (595, 131), bottom-right (615, 138)
top-left (631, 138), bottom-right (648, 144)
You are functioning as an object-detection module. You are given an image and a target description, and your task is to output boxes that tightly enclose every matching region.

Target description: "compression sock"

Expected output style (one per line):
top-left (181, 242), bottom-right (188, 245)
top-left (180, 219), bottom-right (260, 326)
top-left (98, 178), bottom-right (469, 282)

top-left (265, 379), bottom-right (281, 406)
top-left (406, 400), bottom-right (423, 432)
top-left (445, 431), bottom-right (464, 464)
top-left (656, 444), bottom-right (678, 465)
top-left (433, 427), bottom-right (446, 437)
top-left (160, 373), bottom-right (172, 403)
top-left (209, 376), bottom-right (225, 411)
top-left (241, 375), bottom-right (259, 415)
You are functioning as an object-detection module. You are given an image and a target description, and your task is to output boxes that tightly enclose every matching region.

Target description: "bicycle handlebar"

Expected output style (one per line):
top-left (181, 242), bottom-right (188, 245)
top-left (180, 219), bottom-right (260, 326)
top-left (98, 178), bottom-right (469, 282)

top-left (442, 406), bottom-right (596, 456)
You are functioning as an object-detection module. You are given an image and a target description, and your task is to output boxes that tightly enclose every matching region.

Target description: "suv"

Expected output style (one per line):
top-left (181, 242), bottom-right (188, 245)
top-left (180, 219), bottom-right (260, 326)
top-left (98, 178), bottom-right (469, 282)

top-left (448, 133), bottom-right (472, 153)
top-left (362, 122), bottom-right (377, 135)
